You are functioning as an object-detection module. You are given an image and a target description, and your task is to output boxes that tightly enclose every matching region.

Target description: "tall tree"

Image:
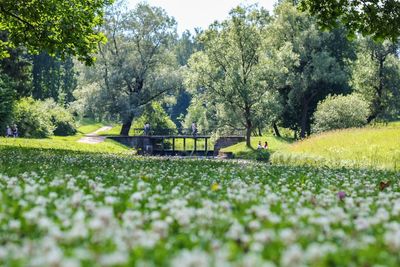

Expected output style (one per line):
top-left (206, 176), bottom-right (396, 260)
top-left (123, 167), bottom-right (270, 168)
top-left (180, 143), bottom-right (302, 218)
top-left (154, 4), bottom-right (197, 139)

top-left (166, 30), bottom-right (203, 128)
top-left (186, 5), bottom-right (294, 147)
top-left (351, 39), bottom-right (400, 121)
top-left (32, 53), bottom-right (77, 104)
top-left (97, 2), bottom-right (180, 135)
top-left (268, 1), bottom-right (354, 138)
top-left (299, 0), bottom-right (400, 41)
top-left (0, 0), bottom-right (113, 64)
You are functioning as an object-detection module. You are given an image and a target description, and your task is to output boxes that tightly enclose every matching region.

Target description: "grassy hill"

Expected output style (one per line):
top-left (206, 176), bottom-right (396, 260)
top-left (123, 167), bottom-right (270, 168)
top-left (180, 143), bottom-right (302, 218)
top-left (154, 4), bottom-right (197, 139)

top-left (271, 123), bottom-right (400, 170)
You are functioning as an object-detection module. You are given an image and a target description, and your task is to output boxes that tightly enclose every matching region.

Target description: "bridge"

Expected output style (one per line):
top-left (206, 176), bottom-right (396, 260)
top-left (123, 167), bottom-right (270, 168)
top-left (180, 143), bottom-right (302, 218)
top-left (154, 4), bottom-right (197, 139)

top-left (107, 128), bottom-right (245, 156)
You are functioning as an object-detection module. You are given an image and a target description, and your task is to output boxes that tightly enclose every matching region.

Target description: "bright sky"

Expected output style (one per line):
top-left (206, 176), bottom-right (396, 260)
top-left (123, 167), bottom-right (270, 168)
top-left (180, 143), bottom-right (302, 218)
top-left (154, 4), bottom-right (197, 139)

top-left (127, 0), bottom-right (278, 34)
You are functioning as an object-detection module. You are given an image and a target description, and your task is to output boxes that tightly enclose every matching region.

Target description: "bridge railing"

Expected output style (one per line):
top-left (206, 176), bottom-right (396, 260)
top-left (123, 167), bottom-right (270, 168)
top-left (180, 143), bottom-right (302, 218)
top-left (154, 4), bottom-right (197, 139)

top-left (131, 127), bottom-right (245, 137)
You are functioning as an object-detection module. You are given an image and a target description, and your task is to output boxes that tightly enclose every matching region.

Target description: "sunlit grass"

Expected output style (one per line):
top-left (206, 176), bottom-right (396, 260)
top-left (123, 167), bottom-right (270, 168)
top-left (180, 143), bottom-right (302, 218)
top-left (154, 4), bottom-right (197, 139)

top-left (221, 134), bottom-right (293, 159)
top-left (271, 123), bottom-right (400, 170)
top-left (0, 137), bottom-right (129, 154)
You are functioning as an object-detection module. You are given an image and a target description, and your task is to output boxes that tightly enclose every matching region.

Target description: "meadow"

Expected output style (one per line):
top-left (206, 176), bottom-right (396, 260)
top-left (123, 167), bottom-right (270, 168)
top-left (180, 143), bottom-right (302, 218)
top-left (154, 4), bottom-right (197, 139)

top-left (271, 124), bottom-right (400, 170)
top-left (1, 142), bottom-right (400, 266)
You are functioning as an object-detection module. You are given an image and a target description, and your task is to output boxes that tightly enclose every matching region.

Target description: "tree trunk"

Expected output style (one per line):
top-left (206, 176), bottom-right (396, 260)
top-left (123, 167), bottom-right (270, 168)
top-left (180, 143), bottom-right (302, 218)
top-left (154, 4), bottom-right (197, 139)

top-left (246, 126), bottom-right (252, 148)
top-left (244, 107), bottom-right (252, 148)
top-left (300, 101), bottom-right (309, 139)
top-left (272, 122), bottom-right (281, 137)
top-left (120, 115), bottom-right (133, 136)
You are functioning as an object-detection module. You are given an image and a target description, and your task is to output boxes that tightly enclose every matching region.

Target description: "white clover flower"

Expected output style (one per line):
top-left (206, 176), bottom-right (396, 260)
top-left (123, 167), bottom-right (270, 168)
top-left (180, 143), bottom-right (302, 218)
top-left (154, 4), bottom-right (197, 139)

top-left (170, 249), bottom-right (210, 267)
top-left (248, 220), bottom-right (261, 231)
top-left (8, 220), bottom-right (21, 230)
top-left (304, 243), bottom-right (336, 263)
top-left (279, 228), bottom-right (296, 245)
top-left (99, 251), bottom-right (128, 266)
top-left (130, 192), bottom-right (143, 202)
top-left (280, 244), bottom-right (303, 267)
top-left (152, 220), bottom-right (169, 238)
top-left (226, 221), bottom-right (244, 240)
top-left (253, 230), bottom-right (274, 244)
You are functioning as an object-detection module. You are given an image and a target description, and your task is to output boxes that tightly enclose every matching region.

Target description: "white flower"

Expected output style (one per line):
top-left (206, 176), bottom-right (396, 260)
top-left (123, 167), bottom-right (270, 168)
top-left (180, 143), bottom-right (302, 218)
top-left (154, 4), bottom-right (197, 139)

top-left (281, 244), bottom-right (303, 267)
top-left (170, 249), bottom-right (209, 267)
top-left (99, 252), bottom-right (128, 266)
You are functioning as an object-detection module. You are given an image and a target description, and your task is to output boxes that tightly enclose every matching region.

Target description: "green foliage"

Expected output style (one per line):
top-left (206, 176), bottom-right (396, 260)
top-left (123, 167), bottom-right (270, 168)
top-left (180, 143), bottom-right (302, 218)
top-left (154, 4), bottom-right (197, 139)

top-left (43, 99), bottom-right (77, 136)
top-left (351, 39), bottom-right (400, 121)
top-left (12, 97), bottom-right (77, 137)
top-left (299, 0), bottom-right (400, 41)
top-left (80, 2), bottom-right (180, 134)
top-left (0, 0), bottom-right (113, 64)
top-left (312, 94), bottom-right (370, 133)
top-left (269, 2), bottom-right (354, 138)
top-left (12, 97), bottom-right (54, 138)
top-left (0, 74), bottom-right (15, 134)
top-left (132, 102), bottom-right (177, 135)
top-left (0, 34), bottom-right (32, 97)
top-left (271, 123), bottom-right (400, 170)
top-left (185, 5), bottom-right (292, 146)
top-left (32, 53), bottom-right (77, 104)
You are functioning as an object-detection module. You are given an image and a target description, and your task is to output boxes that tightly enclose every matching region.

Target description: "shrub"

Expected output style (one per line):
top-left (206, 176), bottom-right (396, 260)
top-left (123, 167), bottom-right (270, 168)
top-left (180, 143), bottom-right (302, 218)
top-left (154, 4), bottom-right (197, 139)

top-left (12, 98), bottom-right (77, 137)
top-left (312, 94), bottom-right (370, 133)
top-left (43, 99), bottom-right (77, 136)
top-left (13, 97), bottom-right (54, 138)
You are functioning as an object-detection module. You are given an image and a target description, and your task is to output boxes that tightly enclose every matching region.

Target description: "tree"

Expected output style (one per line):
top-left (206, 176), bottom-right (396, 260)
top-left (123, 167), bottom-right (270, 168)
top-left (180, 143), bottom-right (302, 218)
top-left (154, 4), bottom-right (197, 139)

top-left (96, 2), bottom-right (180, 135)
top-left (165, 30), bottom-right (203, 128)
top-left (186, 5), bottom-right (283, 147)
top-left (351, 38), bottom-right (400, 121)
top-left (32, 53), bottom-right (77, 104)
top-left (268, 2), bottom-right (354, 138)
top-left (299, 0), bottom-right (400, 41)
top-left (0, 0), bottom-right (113, 65)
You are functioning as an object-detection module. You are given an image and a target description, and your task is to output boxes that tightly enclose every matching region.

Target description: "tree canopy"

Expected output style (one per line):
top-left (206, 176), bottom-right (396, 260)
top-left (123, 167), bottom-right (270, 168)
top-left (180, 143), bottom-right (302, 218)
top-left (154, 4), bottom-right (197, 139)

top-left (299, 0), bottom-right (400, 41)
top-left (0, 0), bottom-right (113, 65)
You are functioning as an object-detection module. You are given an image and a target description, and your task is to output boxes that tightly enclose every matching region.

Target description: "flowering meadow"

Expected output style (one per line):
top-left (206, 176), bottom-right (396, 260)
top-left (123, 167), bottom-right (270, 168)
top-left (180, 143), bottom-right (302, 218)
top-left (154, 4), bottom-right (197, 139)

top-left (1, 146), bottom-right (400, 266)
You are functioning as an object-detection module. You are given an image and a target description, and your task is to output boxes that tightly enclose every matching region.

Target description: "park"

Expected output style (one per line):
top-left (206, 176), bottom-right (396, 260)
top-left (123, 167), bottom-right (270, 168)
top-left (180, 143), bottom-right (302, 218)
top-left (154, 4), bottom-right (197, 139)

top-left (0, 0), bottom-right (400, 266)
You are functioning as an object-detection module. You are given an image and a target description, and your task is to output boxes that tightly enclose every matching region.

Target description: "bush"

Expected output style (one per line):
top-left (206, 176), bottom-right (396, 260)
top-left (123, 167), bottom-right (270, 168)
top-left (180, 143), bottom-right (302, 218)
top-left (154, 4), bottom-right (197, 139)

top-left (12, 97), bottom-right (77, 138)
top-left (43, 99), bottom-right (77, 136)
top-left (13, 97), bottom-right (54, 138)
top-left (312, 94), bottom-right (370, 133)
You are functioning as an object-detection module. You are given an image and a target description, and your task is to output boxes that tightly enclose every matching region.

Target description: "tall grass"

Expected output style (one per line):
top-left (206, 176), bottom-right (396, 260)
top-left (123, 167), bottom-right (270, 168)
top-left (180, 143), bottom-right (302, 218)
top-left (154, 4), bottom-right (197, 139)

top-left (271, 124), bottom-right (400, 170)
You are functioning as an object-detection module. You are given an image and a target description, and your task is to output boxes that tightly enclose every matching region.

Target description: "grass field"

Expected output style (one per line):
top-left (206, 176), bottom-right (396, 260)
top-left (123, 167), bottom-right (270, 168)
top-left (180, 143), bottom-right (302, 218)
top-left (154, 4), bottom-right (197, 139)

top-left (0, 120), bottom-right (129, 154)
top-left (1, 145), bottom-right (400, 266)
top-left (271, 124), bottom-right (400, 170)
top-left (221, 134), bottom-right (293, 160)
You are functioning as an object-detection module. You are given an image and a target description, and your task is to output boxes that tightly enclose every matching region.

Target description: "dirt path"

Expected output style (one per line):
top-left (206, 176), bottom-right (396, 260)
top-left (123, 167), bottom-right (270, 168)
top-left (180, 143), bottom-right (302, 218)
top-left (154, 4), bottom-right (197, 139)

top-left (77, 126), bottom-right (113, 144)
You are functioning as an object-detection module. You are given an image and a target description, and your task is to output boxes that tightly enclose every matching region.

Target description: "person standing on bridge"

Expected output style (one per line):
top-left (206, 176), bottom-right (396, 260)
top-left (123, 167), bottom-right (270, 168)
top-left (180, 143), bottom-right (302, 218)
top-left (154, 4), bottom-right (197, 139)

top-left (144, 122), bottom-right (150, 135)
top-left (191, 122), bottom-right (198, 137)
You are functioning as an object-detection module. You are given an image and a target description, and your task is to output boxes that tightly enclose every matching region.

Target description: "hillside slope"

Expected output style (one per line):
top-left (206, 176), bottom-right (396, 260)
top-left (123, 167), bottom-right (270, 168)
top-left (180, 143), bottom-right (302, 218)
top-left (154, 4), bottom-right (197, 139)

top-left (271, 123), bottom-right (400, 170)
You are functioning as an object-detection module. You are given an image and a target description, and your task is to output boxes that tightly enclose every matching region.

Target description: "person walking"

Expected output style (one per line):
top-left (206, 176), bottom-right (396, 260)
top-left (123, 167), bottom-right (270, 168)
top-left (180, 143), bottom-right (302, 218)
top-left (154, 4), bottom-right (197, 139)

top-left (191, 122), bottom-right (197, 137)
top-left (144, 122), bottom-right (150, 135)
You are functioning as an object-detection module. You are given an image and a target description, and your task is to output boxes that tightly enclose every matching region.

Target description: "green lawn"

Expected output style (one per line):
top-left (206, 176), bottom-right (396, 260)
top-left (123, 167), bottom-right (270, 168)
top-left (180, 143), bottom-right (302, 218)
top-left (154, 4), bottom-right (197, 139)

top-left (271, 123), bottom-right (400, 170)
top-left (0, 119), bottom-right (129, 154)
top-left (221, 134), bottom-right (293, 160)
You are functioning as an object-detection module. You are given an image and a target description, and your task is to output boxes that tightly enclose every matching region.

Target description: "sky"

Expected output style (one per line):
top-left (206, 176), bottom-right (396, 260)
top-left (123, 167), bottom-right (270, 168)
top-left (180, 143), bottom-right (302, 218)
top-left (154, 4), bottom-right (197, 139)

top-left (127, 0), bottom-right (278, 34)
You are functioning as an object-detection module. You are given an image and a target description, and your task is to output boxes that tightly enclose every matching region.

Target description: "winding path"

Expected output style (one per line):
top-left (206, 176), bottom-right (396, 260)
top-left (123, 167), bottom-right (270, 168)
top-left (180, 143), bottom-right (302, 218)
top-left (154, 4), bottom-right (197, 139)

top-left (77, 126), bottom-right (113, 144)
